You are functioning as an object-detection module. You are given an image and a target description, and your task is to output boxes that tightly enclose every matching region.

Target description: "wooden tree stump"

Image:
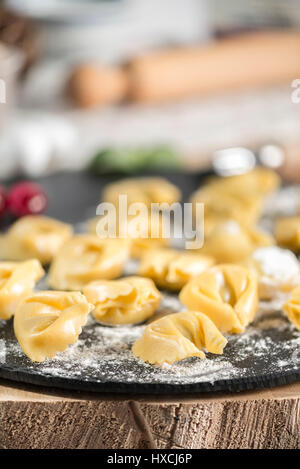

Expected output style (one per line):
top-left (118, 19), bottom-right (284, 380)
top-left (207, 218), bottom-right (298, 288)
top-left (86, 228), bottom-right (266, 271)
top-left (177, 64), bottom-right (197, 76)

top-left (0, 379), bottom-right (300, 449)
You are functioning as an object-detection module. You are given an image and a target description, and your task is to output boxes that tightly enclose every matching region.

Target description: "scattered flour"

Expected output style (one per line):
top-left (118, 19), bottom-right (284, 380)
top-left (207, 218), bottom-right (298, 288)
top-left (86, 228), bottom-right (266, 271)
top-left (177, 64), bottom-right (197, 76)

top-left (0, 337), bottom-right (6, 364)
top-left (263, 186), bottom-right (300, 218)
top-left (1, 292), bottom-right (299, 389)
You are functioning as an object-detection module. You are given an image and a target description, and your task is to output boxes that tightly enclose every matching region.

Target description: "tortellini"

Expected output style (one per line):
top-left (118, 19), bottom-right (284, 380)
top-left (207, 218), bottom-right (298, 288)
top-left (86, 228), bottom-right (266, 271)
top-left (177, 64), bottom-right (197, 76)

top-left (88, 212), bottom-right (168, 259)
top-left (208, 167), bottom-right (280, 198)
top-left (102, 177), bottom-right (181, 207)
top-left (0, 215), bottom-right (73, 264)
top-left (132, 310), bottom-right (227, 365)
top-left (242, 246), bottom-right (300, 300)
top-left (48, 235), bottom-right (129, 290)
top-left (139, 248), bottom-right (215, 290)
top-left (130, 237), bottom-right (168, 259)
top-left (179, 264), bottom-right (258, 334)
top-left (190, 182), bottom-right (263, 229)
top-left (83, 276), bottom-right (161, 325)
top-left (126, 212), bottom-right (169, 259)
top-left (200, 221), bottom-right (274, 263)
top-left (0, 260), bottom-right (44, 320)
top-left (283, 286), bottom-right (300, 331)
top-left (14, 291), bottom-right (93, 362)
top-left (190, 168), bottom-right (279, 229)
top-left (275, 216), bottom-right (300, 251)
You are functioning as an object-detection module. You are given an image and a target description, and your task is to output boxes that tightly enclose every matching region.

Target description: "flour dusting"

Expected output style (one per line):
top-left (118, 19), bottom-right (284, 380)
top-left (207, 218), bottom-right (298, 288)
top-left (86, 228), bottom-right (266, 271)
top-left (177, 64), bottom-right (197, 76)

top-left (1, 291), bottom-right (300, 391)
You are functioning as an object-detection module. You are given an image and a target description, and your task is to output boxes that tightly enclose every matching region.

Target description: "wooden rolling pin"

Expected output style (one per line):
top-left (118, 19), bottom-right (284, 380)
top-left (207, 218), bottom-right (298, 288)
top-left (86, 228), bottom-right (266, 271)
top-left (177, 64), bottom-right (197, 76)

top-left (69, 30), bottom-right (300, 107)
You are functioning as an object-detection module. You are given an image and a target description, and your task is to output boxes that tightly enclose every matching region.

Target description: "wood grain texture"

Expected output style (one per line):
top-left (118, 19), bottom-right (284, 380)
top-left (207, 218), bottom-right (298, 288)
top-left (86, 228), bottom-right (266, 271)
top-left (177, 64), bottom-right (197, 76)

top-left (1, 380), bottom-right (300, 449)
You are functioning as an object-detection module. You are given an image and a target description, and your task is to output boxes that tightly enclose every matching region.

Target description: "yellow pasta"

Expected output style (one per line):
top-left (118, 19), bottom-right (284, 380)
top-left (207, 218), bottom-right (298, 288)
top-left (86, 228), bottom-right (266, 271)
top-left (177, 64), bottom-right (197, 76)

top-left (102, 177), bottom-right (181, 207)
top-left (179, 264), bottom-right (258, 334)
top-left (200, 221), bottom-right (274, 263)
top-left (190, 183), bottom-right (263, 229)
top-left (139, 248), bottom-right (215, 290)
top-left (275, 216), bottom-right (300, 251)
top-left (190, 168), bottom-right (279, 229)
top-left (208, 167), bottom-right (280, 198)
top-left (0, 259), bottom-right (44, 320)
top-left (283, 286), bottom-right (300, 331)
top-left (83, 276), bottom-right (161, 325)
top-left (0, 215), bottom-right (73, 264)
top-left (88, 212), bottom-right (168, 259)
top-left (132, 310), bottom-right (227, 365)
top-left (14, 290), bottom-right (93, 362)
top-left (48, 234), bottom-right (129, 290)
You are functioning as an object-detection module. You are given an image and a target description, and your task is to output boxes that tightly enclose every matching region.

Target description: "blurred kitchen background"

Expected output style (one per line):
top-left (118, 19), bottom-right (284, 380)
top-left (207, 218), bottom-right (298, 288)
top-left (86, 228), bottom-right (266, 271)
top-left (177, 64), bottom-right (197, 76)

top-left (1, 0), bottom-right (300, 180)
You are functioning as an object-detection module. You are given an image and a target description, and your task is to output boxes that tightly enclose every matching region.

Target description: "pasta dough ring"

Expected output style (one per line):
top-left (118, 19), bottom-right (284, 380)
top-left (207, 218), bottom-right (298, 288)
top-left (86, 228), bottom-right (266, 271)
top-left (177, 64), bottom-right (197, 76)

top-left (283, 286), bottom-right (300, 331)
top-left (14, 290), bottom-right (93, 362)
top-left (0, 215), bottom-right (73, 264)
top-left (179, 264), bottom-right (258, 334)
top-left (139, 248), bottom-right (215, 290)
top-left (132, 310), bottom-right (227, 365)
top-left (48, 235), bottom-right (130, 290)
top-left (83, 276), bottom-right (161, 325)
top-left (102, 177), bottom-right (181, 207)
top-left (0, 259), bottom-right (44, 320)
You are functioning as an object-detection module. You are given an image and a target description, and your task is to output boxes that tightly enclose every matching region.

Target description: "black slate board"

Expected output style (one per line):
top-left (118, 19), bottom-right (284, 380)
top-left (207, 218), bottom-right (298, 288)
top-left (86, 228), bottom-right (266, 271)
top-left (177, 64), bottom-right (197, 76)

top-left (1, 307), bottom-right (300, 394)
top-left (0, 170), bottom-right (300, 394)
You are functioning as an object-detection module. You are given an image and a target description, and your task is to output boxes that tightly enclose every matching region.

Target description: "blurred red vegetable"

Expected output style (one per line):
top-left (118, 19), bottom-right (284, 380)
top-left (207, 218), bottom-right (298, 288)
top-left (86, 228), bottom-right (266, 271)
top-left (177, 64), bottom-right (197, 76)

top-left (8, 181), bottom-right (48, 217)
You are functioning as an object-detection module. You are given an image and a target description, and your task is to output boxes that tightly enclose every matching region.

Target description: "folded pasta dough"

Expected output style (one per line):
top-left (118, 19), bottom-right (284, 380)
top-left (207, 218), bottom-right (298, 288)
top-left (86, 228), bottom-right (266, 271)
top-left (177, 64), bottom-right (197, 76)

top-left (132, 310), bottom-right (227, 365)
top-left (283, 286), bottom-right (300, 331)
top-left (275, 216), bottom-right (300, 251)
top-left (88, 212), bottom-right (168, 259)
top-left (102, 177), bottom-right (181, 207)
top-left (139, 248), bottom-right (215, 290)
top-left (0, 259), bottom-right (44, 319)
top-left (0, 216), bottom-right (73, 264)
top-left (14, 290), bottom-right (93, 362)
top-left (190, 184), bottom-right (263, 229)
top-left (179, 264), bottom-right (258, 334)
top-left (200, 221), bottom-right (274, 264)
top-left (190, 168), bottom-right (279, 229)
top-left (83, 276), bottom-right (161, 325)
top-left (48, 235), bottom-right (129, 290)
top-left (207, 167), bottom-right (280, 198)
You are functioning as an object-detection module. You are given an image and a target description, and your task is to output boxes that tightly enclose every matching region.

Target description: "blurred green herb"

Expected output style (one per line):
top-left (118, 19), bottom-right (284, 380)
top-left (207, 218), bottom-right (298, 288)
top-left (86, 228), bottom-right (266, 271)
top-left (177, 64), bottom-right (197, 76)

top-left (89, 145), bottom-right (182, 174)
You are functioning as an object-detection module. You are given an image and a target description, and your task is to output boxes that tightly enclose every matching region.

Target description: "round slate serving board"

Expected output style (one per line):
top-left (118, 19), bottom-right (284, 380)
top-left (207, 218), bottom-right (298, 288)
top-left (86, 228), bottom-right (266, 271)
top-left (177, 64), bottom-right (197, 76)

top-left (0, 171), bottom-right (300, 394)
top-left (1, 293), bottom-right (300, 394)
